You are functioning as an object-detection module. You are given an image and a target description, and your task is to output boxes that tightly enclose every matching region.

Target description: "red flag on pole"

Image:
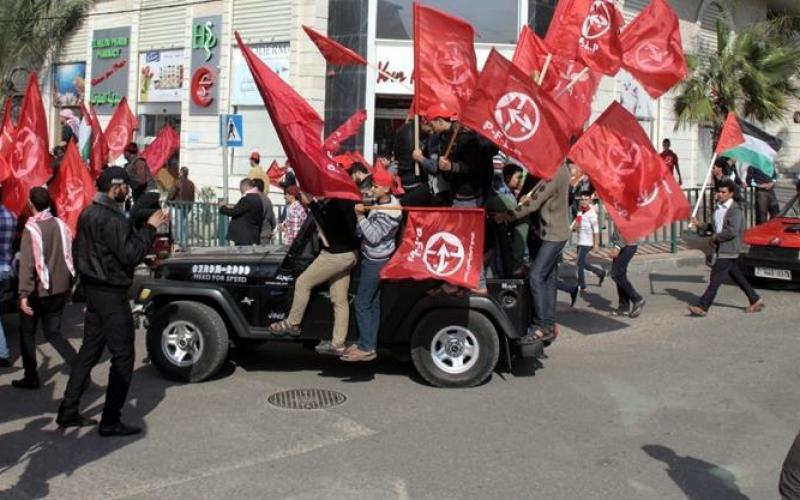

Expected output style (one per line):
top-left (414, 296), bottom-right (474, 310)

top-left (0, 97), bottom-right (14, 162)
top-left (568, 102), bottom-right (689, 241)
top-left (302, 25), bottom-right (368, 66)
top-left (11, 72), bottom-right (51, 188)
top-left (512, 26), bottom-right (559, 89)
top-left (140, 123), bottom-right (180, 175)
top-left (413, 3), bottom-right (478, 115)
top-left (380, 208), bottom-right (485, 289)
top-left (323, 109), bottom-right (367, 153)
top-left (49, 140), bottom-right (97, 234)
top-left (576, 0), bottom-right (624, 76)
top-left (715, 112), bottom-right (745, 154)
top-left (549, 58), bottom-right (601, 136)
top-left (105, 97), bottom-right (138, 162)
top-left (620, 0), bottom-right (688, 98)
top-left (461, 49), bottom-right (571, 180)
top-left (266, 160), bottom-right (286, 188)
top-left (235, 31), bottom-right (361, 201)
top-left (89, 106), bottom-right (110, 178)
top-left (544, 0), bottom-right (592, 61)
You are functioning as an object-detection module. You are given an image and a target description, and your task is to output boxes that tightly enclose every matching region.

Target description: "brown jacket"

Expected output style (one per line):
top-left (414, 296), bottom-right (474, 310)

top-left (513, 164), bottom-right (571, 242)
top-left (168, 177), bottom-right (196, 202)
top-left (19, 218), bottom-right (74, 298)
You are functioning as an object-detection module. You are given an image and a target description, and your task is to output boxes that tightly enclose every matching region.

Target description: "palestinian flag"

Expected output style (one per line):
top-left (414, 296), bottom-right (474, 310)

top-left (720, 118), bottom-right (782, 177)
top-left (78, 102), bottom-right (92, 161)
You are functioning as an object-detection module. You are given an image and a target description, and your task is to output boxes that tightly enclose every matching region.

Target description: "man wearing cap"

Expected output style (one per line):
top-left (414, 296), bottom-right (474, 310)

top-left (123, 143), bottom-right (154, 202)
top-left (58, 167), bottom-right (168, 436)
top-left (409, 113), bottom-right (449, 206)
top-left (219, 178), bottom-right (264, 246)
top-left (248, 152), bottom-right (264, 180)
top-left (393, 117), bottom-right (427, 195)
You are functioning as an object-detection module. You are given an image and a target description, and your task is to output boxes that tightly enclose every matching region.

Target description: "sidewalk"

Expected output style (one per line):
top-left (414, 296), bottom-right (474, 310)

top-left (563, 242), bottom-right (706, 275)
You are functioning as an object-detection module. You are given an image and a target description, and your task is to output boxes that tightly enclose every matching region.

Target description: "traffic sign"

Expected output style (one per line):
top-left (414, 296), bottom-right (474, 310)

top-left (220, 114), bottom-right (243, 147)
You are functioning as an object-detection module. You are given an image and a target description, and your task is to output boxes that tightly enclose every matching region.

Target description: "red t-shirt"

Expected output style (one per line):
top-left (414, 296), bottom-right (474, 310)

top-left (660, 150), bottom-right (679, 172)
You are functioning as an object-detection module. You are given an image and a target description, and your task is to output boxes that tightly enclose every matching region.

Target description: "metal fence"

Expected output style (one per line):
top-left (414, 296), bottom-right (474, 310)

top-left (169, 187), bottom-right (757, 253)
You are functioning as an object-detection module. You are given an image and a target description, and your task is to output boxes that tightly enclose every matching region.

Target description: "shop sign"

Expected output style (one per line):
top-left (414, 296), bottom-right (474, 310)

top-left (232, 42), bottom-right (290, 105)
top-left (90, 27), bottom-right (131, 114)
top-left (138, 50), bottom-right (185, 103)
top-left (189, 15), bottom-right (221, 116)
top-left (53, 62), bottom-right (86, 107)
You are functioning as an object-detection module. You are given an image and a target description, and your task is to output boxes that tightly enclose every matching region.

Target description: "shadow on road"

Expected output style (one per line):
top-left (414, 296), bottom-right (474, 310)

top-left (556, 305), bottom-right (629, 335)
top-left (642, 444), bottom-right (750, 500)
top-left (0, 365), bottom-right (173, 498)
top-left (648, 273), bottom-right (706, 295)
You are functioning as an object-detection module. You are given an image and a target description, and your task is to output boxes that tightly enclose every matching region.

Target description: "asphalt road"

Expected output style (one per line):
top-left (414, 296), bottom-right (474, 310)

top-left (0, 263), bottom-right (798, 500)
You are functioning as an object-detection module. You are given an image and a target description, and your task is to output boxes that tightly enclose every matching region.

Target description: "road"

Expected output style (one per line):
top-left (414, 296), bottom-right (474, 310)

top-left (0, 262), bottom-right (798, 499)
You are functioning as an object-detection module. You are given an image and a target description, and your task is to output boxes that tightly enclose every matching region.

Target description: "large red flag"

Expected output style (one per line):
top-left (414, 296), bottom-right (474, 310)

top-left (0, 98), bottom-right (14, 162)
top-left (140, 123), bottom-right (180, 174)
top-left (105, 97), bottom-right (138, 161)
top-left (0, 155), bottom-right (10, 184)
top-left (512, 26), bottom-right (560, 89)
top-left (49, 140), bottom-right (97, 234)
top-left (323, 109), bottom-right (367, 153)
top-left (545, 0), bottom-right (592, 60)
top-left (2, 175), bottom-right (29, 216)
top-left (266, 160), bottom-right (285, 188)
top-left (413, 3), bottom-right (478, 116)
top-left (11, 72), bottom-right (51, 188)
top-left (568, 102), bottom-right (689, 241)
top-left (235, 32), bottom-right (361, 201)
top-left (548, 58), bottom-right (601, 136)
top-left (302, 25), bottom-right (368, 66)
top-left (576, 0), bottom-right (624, 75)
top-left (715, 112), bottom-right (745, 155)
top-left (620, 0), bottom-right (688, 98)
top-left (380, 208), bottom-right (485, 289)
top-left (461, 49), bottom-right (571, 180)
top-left (89, 106), bottom-right (110, 178)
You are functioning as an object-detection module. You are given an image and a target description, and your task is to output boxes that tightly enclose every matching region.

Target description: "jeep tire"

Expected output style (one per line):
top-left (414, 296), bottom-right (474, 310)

top-left (410, 310), bottom-right (499, 388)
top-left (147, 301), bottom-right (229, 382)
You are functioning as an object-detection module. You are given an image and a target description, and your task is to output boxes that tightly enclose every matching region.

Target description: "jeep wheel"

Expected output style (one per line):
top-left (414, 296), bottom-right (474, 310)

top-left (147, 301), bottom-right (228, 382)
top-left (410, 310), bottom-right (499, 388)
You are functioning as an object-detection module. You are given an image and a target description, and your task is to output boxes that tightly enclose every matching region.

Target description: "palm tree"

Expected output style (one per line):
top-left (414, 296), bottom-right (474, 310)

top-left (674, 18), bottom-right (800, 135)
top-left (0, 0), bottom-right (93, 98)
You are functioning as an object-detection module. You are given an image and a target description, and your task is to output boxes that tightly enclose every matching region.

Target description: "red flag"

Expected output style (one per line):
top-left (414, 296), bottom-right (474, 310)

top-left (548, 58), bottom-right (601, 136)
top-left (380, 208), bottom-right (485, 289)
top-left (105, 97), bottom-right (138, 162)
top-left (0, 98), bottom-right (14, 162)
top-left (11, 72), bottom-right (51, 187)
top-left (715, 111), bottom-right (745, 155)
top-left (2, 175), bottom-right (30, 216)
top-left (235, 32), bottom-right (361, 201)
top-left (140, 124), bottom-right (180, 175)
top-left (266, 160), bottom-right (285, 188)
top-left (0, 155), bottom-right (11, 184)
top-left (461, 49), bottom-right (571, 180)
top-left (545, 0), bottom-right (592, 60)
top-left (576, 0), bottom-right (624, 75)
top-left (302, 25), bottom-right (367, 66)
top-left (620, 0), bottom-right (688, 98)
top-left (323, 109), bottom-right (367, 153)
top-left (349, 150), bottom-right (373, 172)
top-left (49, 140), bottom-right (97, 234)
top-left (89, 106), bottom-right (110, 178)
top-left (512, 26), bottom-right (559, 89)
top-left (413, 3), bottom-right (478, 116)
top-left (568, 102), bottom-right (689, 241)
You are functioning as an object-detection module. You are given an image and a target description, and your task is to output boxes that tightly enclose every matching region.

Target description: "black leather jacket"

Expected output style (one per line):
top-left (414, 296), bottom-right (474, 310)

top-left (74, 193), bottom-right (156, 289)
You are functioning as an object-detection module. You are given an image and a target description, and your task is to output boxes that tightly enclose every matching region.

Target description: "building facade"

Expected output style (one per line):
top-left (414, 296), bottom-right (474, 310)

top-left (44, 0), bottom-right (799, 199)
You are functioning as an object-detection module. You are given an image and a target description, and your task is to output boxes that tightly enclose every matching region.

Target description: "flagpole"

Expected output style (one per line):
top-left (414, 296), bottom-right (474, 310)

top-left (691, 152), bottom-right (717, 220)
top-left (537, 54), bottom-right (553, 86)
top-left (443, 122), bottom-right (462, 159)
top-left (414, 115), bottom-right (421, 177)
top-left (555, 67), bottom-right (590, 98)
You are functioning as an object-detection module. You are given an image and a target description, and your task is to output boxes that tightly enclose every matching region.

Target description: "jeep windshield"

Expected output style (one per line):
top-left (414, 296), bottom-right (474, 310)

top-left (779, 193), bottom-right (800, 218)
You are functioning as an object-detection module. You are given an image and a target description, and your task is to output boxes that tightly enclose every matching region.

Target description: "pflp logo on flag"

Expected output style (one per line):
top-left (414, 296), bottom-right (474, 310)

top-left (380, 208), bottom-right (485, 290)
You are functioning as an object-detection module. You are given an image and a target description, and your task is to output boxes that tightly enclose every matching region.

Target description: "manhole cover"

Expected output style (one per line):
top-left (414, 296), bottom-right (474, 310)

top-left (267, 388), bottom-right (347, 410)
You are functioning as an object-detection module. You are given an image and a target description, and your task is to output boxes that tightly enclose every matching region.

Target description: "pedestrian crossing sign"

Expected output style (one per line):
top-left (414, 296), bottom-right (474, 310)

top-left (220, 114), bottom-right (244, 147)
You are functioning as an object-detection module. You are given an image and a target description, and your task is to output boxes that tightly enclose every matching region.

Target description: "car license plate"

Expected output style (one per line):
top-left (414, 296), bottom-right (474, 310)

top-left (755, 267), bottom-right (792, 280)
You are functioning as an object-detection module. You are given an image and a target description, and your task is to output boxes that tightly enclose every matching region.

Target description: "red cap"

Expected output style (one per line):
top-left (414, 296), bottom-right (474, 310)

top-left (424, 102), bottom-right (459, 122)
top-left (372, 165), bottom-right (393, 188)
top-left (250, 152), bottom-right (260, 162)
top-left (333, 154), bottom-right (354, 169)
top-left (285, 186), bottom-right (301, 197)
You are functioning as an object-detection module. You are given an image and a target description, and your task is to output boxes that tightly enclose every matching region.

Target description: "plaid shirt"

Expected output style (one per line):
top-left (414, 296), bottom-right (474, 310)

top-left (283, 201), bottom-right (307, 245)
top-left (0, 204), bottom-right (17, 273)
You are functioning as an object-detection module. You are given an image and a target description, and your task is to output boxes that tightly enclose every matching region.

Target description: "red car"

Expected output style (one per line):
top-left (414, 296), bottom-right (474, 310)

top-left (739, 192), bottom-right (800, 283)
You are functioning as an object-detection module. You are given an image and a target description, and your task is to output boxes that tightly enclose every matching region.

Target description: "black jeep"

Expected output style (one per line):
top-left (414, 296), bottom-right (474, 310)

top-left (134, 221), bottom-right (544, 387)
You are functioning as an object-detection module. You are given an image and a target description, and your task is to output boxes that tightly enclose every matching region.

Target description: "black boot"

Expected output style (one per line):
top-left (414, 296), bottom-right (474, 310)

top-left (98, 421), bottom-right (142, 437)
top-left (12, 377), bottom-right (41, 390)
top-left (56, 405), bottom-right (98, 428)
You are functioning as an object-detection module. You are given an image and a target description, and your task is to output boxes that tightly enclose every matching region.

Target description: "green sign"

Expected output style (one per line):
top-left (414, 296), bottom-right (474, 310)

top-left (192, 21), bottom-right (218, 62)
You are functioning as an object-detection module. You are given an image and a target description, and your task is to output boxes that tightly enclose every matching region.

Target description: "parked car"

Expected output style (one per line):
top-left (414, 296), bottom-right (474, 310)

top-left (134, 221), bottom-right (545, 388)
top-left (739, 192), bottom-right (800, 284)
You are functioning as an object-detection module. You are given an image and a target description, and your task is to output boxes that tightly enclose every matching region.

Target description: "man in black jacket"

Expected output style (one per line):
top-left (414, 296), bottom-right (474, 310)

top-left (58, 167), bottom-right (168, 436)
top-left (220, 178), bottom-right (263, 246)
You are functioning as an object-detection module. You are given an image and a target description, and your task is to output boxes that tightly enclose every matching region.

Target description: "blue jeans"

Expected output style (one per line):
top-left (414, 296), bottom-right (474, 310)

top-left (0, 274), bottom-right (9, 359)
top-left (528, 239), bottom-right (566, 331)
top-left (355, 258), bottom-right (387, 351)
top-left (576, 245), bottom-right (605, 289)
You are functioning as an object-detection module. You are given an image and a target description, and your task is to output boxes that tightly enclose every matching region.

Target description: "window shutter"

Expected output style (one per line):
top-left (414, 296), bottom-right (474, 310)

top-left (139, 0), bottom-right (188, 50)
top-left (234, 0), bottom-right (292, 44)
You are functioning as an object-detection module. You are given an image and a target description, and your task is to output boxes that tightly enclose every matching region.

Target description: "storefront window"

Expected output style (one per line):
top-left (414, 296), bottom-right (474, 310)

top-left (528, 0), bottom-right (557, 37)
top-left (377, 0), bottom-right (519, 44)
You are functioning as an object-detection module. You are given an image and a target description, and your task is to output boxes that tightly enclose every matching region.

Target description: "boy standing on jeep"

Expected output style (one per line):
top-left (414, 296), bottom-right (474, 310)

top-left (342, 165), bottom-right (402, 362)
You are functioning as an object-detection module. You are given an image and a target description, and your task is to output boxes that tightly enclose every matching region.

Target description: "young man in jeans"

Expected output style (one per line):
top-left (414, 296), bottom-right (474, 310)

top-left (13, 188), bottom-right (77, 389)
top-left (609, 229), bottom-right (645, 318)
top-left (573, 192), bottom-right (606, 291)
top-left (341, 166), bottom-right (402, 362)
top-left (0, 193), bottom-right (16, 368)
